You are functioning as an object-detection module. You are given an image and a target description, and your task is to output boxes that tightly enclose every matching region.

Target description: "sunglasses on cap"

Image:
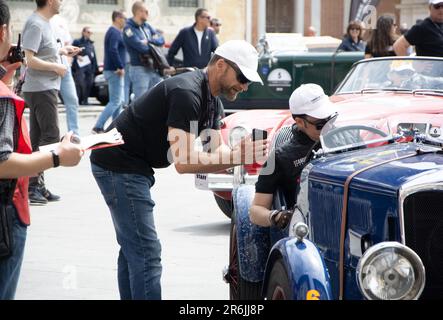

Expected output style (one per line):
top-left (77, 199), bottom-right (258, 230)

top-left (433, 3), bottom-right (443, 9)
top-left (224, 59), bottom-right (252, 85)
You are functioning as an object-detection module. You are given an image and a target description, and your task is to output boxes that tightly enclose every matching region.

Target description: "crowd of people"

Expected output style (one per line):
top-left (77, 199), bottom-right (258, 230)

top-left (0, 0), bottom-right (442, 301)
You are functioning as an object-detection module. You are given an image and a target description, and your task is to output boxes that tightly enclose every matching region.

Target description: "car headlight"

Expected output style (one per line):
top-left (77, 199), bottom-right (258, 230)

top-left (228, 126), bottom-right (249, 149)
top-left (356, 242), bottom-right (425, 300)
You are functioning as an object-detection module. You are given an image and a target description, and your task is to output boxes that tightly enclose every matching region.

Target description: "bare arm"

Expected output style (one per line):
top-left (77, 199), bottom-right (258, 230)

top-left (393, 36), bottom-right (411, 56)
top-left (24, 49), bottom-right (67, 77)
top-left (168, 127), bottom-right (267, 174)
top-left (0, 132), bottom-right (83, 179)
top-left (0, 61), bottom-right (21, 88)
top-left (249, 192), bottom-right (274, 227)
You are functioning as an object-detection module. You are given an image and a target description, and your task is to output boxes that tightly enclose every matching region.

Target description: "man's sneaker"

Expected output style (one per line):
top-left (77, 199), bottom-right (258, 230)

top-left (29, 188), bottom-right (48, 205)
top-left (91, 127), bottom-right (104, 134)
top-left (40, 188), bottom-right (61, 202)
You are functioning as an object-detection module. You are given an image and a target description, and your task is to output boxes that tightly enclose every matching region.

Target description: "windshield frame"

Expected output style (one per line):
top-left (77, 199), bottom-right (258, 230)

top-left (334, 56), bottom-right (443, 95)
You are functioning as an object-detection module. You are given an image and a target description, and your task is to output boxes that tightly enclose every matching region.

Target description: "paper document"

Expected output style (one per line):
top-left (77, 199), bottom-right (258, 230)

top-left (39, 128), bottom-right (124, 152)
top-left (76, 55), bottom-right (91, 68)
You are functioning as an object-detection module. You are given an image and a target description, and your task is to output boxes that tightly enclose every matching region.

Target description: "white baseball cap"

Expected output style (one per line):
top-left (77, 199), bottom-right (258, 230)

top-left (289, 84), bottom-right (337, 119)
top-left (430, 0), bottom-right (443, 4)
top-left (214, 40), bottom-right (263, 85)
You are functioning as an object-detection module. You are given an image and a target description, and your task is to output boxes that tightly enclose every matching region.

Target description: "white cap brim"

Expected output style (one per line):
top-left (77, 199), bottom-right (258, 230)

top-left (304, 96), bottom-right (338, 119)
top-left (237, 64), bottom-right (264, 85)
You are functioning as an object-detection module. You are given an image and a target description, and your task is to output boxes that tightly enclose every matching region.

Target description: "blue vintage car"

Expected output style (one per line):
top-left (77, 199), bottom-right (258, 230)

top-left (224, 117), bottom-right (443, 300)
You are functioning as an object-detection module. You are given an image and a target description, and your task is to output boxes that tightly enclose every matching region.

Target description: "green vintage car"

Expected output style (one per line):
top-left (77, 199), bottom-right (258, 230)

top-left (222, 34), bottom-right (364, 112)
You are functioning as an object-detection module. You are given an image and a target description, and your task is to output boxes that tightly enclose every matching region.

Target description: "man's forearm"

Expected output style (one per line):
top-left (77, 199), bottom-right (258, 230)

top-left (0, 152), bottom-right (54, 179)
top-left (27, 56), bottom-right (58, 73)
top-left (174, 148), bottom-right (238, 174)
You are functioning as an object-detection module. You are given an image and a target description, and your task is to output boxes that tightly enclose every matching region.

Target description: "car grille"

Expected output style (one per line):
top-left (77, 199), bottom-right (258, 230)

top-left (404, 191), bottom-right (443, 299)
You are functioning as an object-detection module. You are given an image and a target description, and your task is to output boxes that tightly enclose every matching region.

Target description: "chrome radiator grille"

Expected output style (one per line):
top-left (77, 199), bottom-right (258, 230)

top-left (404, 191), bottom-right (443, 299)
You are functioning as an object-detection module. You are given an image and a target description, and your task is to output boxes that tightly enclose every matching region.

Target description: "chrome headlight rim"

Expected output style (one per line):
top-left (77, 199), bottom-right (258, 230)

top-left (356, 241), bottom-right (425, 300)
top-left (228, 125), bottom-right (250, 149)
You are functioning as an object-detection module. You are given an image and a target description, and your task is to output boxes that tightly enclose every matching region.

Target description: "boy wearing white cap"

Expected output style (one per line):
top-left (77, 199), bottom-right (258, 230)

top-left (90, 40), bottom-right (267, 300)
top-left (394, 0), bottom-right (443, 58)
top-left (250, 84), bottom-right (337, 229)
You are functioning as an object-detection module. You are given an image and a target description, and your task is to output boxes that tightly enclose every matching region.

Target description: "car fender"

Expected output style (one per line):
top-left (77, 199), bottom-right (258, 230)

top-left (232, 184), bottom-right (271, 283)
top-left (264, 238), bottom-right (333, 300)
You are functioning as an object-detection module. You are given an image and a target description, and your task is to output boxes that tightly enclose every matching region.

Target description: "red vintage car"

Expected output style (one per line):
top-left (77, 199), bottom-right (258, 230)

top-left (195, 57), bottom-right (443, 217)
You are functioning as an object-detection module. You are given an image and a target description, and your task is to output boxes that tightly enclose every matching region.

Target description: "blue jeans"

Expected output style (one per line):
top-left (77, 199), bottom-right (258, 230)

top-left (60, 68), bottom-right (80, 135)
top-left (91, 163), bottom-right (162, 300)
top-left (0, 205), bottom-right (27, 300)
top-left (94, 70), bottom-right (123, 130)
top-left (129, 65), bottom-right (162, 100)
top-left (124, 64), bottom-right (131, 105)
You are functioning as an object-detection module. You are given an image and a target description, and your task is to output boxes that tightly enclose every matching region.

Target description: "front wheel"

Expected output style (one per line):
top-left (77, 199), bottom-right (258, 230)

top-left (227, 214), bottom-right (262, 300)
top-left (266, 259), bottom-right (293, 300)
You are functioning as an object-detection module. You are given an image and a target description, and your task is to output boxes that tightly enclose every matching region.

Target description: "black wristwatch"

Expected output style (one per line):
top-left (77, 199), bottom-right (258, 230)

top-left (50, 150), bottom-right (60, 168)
top-left (269, 210), bottom-right (280, 226)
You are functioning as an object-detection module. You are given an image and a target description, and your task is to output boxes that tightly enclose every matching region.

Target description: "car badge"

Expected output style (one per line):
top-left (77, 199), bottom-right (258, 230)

top-left (429, 126), bottom-right (442, 138)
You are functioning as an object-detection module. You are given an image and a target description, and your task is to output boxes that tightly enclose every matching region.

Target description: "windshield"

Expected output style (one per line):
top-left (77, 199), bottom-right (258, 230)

top-left (336, 58), bottom-right (443, 94)
top-left (320, 116), bottom-right (393, 154)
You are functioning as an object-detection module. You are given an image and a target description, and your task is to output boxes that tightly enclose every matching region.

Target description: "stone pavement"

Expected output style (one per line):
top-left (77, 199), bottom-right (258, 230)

top-left (15, 104), bottom-right (230, 300)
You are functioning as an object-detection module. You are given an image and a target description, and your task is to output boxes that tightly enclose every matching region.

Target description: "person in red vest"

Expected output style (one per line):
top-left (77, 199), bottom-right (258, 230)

top-left (0, 0), bottom-right (84, 300)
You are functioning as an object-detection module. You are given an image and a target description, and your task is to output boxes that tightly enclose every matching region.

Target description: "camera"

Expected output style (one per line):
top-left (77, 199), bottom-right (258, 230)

top-left (7, 33), bottom-right (25, 64)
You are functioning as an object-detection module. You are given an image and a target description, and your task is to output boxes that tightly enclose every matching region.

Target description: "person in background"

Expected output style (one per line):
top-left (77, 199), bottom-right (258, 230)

top-left (337, 20), bottom-right (366, 52)
top-left (399, 22), bottom-right (409, 35)
top-left (210, 17), bottom-right (222, 35)
top-left (123, 1), bottom-right (164, 100)
top-left (0, 0), bottom-right (83, 300)
top-left (92, 10), bottom-right (126, 134)
top-left (50, 14), bottom-right (80, 136)
top-left (365, 15), bottom-right (399, 58)
top-left (306, 26), bottom-right (317, 37)
top-left (167, 8), bottom-right (218, 69)
top-left (394, 0), bottom-right (443, 58)
top-left (22, 0), bottom-right (82, 205)
top-left (72, 26), bottom-right (98, 105)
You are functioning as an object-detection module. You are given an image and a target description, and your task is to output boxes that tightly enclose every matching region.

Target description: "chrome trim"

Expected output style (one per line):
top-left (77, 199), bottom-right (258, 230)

top-left (398, 170), bottom-right (443, 245)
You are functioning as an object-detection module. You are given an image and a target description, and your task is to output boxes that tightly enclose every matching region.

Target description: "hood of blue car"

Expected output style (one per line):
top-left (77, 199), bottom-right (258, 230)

top-left (309, 143), bottom-right (443, 194)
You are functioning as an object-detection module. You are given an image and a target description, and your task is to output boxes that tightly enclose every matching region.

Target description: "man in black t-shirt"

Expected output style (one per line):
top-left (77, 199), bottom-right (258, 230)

top-left (90, 40), bottom-right (266, 300)
top-left (249, 84), bottom-right (337, 230)
top-left (394, 0), bottom-right (443, 58)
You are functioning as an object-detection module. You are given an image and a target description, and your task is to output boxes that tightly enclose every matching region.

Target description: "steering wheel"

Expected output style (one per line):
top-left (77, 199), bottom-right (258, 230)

top-left (321, 125), bottom-right (389, 150)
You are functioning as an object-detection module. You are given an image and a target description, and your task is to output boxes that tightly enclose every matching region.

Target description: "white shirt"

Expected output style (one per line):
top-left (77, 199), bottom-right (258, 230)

top-left (194, 27), bottom-right (204, 55)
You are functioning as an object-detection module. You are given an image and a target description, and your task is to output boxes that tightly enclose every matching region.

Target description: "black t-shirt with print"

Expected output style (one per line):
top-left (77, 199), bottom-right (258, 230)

top-left (405, 17), bottom-right (443, 57)
top-left (255, 126), bottom-right (315, 209)
top-left (90, 70), bottom-right (224, 177)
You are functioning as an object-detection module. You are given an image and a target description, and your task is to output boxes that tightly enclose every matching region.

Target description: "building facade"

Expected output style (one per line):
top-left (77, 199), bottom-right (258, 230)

top-left (8, 0), bottom-right (433, 63)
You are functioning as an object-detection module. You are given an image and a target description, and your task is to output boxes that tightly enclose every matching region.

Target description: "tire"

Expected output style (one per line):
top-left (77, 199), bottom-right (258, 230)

top-left (228, 213), bottom-right (263, 300)
top-left (266, 259), bottom-right (293, 300)
top-left (214, 195), bottom-right (233, 219)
